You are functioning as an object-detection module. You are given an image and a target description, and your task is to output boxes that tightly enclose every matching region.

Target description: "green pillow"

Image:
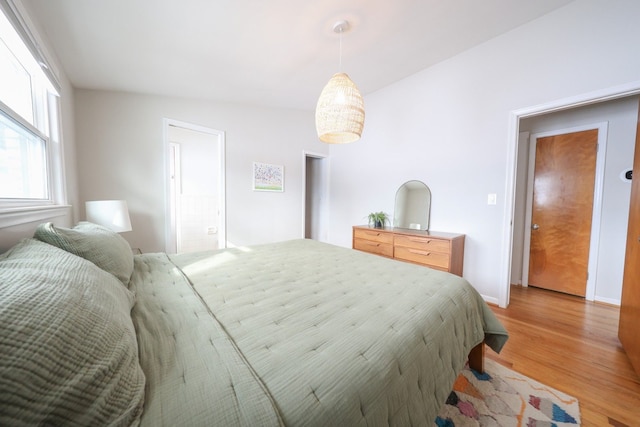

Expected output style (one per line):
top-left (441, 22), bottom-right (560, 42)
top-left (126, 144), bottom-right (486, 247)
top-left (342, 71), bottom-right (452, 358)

top-left (0, 238), bottom-right (145, 425)
top-left (34, 221), bottom-right (134, 286)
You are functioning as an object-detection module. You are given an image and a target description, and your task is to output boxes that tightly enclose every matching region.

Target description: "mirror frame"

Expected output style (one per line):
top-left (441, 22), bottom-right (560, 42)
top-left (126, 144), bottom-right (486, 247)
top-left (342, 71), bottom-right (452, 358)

top-left (393, 180), bottom-right (431, 231)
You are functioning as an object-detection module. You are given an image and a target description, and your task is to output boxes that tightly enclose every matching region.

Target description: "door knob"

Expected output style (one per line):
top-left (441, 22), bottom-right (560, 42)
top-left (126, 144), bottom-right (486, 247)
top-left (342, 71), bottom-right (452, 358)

top-left (532, 224), bottom-right (540, 230)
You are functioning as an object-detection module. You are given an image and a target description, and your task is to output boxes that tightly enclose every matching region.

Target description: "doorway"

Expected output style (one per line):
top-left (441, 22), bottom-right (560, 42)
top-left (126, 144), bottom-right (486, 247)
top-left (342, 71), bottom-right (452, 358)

top-left (524, 128), bottom-right (599, 297)
top-left (501, 83), bottom-right (640, 308)
top-left (303, 152), bottom-right (329, 241)
top-left (164, 119), bottom-right (226, 254)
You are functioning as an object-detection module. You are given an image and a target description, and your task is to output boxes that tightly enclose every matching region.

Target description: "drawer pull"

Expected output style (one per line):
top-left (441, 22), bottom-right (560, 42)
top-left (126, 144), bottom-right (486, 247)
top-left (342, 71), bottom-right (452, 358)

top-left (407, 237), bottom-right (432, 244)
top-left (365, 242), bottom-right (380, 247)
top-left (408, 249), bottom-right (431, 256)
top-left (365, 231), bottom-right (382, 237)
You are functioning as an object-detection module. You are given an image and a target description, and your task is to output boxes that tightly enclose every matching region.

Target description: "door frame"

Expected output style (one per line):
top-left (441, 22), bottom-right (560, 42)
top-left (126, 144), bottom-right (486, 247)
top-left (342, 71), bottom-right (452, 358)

top-left (168, 142), bottom-right (182, 252)
top-left (521, 123), bottom-right (608, 301)
top-left (301, 151), bottom-right (330, 241)
top-left (163, 118), bottom-right (226, 253)
top-left (501, 79), bottom-right (640, 308)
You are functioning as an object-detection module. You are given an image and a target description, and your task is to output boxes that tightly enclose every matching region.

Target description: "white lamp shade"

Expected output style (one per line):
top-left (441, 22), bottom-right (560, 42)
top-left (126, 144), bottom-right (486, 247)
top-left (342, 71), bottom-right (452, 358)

top-left (85, 200), bottom-right (132, 232)
top-left (315, 72), bottom-right (365, 144)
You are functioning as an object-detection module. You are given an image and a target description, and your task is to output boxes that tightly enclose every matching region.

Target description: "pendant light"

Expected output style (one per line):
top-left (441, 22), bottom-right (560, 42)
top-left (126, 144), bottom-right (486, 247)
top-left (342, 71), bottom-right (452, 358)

top-left (315, 20), bottom-right (365, 144)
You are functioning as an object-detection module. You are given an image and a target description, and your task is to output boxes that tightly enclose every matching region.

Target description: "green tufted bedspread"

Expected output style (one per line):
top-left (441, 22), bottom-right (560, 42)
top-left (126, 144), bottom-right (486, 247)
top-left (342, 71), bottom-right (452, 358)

top-left (132, 239), bottom-right (507, 426)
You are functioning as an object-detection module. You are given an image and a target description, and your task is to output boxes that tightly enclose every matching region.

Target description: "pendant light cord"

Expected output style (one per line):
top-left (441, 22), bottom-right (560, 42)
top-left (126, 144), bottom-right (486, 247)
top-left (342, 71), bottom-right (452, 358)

top-left (338, 27), bottom-right (343, 72)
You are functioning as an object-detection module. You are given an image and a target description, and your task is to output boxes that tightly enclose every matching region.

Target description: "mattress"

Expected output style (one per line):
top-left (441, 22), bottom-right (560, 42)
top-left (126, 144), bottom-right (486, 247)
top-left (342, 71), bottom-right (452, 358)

top-left (131, 239), bottom-right (507, 426)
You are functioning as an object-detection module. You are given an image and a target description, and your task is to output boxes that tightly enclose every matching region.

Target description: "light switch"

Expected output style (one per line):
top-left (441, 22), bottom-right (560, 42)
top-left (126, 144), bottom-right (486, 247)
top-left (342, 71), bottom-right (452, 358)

top-left (487, 194), bottom-right (497, 205)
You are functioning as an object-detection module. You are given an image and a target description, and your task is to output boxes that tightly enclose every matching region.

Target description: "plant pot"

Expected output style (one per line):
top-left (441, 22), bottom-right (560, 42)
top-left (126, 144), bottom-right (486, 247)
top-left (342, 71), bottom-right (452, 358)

top-left (374, 220), bottom-right (384, 228)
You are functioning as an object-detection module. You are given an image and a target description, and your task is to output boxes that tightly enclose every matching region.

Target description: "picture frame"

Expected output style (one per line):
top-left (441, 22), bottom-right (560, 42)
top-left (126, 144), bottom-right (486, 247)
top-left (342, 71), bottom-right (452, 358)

top-left (253, 162), bottom-right (284, 192)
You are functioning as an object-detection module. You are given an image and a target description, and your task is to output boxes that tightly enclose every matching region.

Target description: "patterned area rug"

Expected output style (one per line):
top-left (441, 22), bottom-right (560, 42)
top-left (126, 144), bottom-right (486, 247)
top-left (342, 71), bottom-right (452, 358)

top-left (435, 359), bottom-right (581, 426)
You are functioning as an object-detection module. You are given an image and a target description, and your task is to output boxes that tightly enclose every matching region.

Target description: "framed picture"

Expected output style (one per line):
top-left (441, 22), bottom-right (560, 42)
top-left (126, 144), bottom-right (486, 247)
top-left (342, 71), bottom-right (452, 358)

top-left (253, 162), bottom-right (284, 192)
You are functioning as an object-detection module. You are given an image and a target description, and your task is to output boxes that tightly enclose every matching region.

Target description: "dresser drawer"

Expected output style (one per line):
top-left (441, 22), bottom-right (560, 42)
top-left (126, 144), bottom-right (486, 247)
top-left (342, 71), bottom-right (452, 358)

top-left (394, 234), bottom-right (450, 253)
top-left (353, 238), bottom-right (394, 257)
top-left (353, 228), bottom-right (394, 244)
top-left (394, 246), bottom-right (450, 270)
top-left (352, 226), bottom-right (464, 276)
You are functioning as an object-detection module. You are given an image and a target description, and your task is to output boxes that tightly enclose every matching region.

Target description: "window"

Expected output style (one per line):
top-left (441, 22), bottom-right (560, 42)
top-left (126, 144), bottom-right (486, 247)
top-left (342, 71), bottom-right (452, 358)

top-left (0, 110), bottom-right (48, 199)
top-left (0, 29), bottom-right (33, 122)
top-left (0, 1), bottom-right (64, 214)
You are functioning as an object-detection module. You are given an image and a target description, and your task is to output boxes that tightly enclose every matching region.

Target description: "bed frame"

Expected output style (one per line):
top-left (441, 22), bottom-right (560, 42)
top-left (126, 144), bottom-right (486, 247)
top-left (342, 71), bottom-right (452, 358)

top-left (469, 342), bottom-right (485, 373)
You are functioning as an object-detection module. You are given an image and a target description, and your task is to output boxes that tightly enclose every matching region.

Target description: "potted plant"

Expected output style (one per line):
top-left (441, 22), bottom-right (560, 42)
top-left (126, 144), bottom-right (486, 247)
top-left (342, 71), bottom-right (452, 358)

top-left (368, 211), bottom-right (389, 228)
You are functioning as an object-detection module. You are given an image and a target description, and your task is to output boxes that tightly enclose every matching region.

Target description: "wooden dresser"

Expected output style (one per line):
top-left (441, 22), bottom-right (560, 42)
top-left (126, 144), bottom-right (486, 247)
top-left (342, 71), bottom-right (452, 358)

top-left (352, 225), bottom-right (465, 276)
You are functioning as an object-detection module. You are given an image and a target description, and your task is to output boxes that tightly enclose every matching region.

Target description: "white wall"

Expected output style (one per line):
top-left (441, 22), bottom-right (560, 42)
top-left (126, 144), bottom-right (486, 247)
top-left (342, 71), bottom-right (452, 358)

top-left (74, 90), bottom-right (327, 252)
top-left (327, 0), bottom-right (640, 304)
top-left (517, 96), bottom-right (639, 304)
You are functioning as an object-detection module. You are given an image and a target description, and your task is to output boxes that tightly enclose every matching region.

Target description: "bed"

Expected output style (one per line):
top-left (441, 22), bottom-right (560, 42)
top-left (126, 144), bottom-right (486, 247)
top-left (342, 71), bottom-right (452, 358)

top-left (0, 222), bottom-right (507, 426)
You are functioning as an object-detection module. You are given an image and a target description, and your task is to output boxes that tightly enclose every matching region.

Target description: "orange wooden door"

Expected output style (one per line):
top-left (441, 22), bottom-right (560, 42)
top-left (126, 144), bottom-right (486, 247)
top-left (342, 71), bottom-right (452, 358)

top-left (618, 103), bottom-right (640, 375)
top-left (528, 129), bottom-right (598, 297)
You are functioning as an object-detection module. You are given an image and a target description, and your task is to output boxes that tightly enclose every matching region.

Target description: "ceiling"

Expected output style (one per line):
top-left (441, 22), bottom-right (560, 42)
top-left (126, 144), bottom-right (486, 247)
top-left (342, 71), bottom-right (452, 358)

top-left (23, 0), bottom-right (574, 111)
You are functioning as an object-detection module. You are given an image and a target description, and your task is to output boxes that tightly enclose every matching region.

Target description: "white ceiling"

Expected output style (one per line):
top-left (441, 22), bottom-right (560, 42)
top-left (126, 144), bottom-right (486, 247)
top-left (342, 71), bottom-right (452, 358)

top-left (24, 0), bottom-right (575, 111)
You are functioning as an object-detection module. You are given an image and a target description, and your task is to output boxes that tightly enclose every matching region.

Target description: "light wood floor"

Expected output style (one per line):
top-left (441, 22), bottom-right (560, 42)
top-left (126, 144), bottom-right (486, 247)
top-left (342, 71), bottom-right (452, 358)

top-left (486, 285), bottom-right (640, 426)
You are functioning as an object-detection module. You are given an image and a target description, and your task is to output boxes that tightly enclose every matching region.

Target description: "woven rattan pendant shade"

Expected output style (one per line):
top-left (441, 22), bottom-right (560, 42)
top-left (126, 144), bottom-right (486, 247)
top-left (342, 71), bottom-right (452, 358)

top-left (315, 73), bottom-right (365, 144)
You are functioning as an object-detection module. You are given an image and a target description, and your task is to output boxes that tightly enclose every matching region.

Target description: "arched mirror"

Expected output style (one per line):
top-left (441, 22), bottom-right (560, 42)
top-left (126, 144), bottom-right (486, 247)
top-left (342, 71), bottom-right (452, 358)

top-left (393, 180), bottom-right (431, 230)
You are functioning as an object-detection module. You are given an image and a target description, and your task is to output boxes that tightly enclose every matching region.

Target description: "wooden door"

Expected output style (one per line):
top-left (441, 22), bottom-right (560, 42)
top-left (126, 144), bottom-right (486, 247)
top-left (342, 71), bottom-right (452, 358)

top-left (528, 129), bottom-right (598, 297)
top-left (619, 103), bottom-right (640, 375)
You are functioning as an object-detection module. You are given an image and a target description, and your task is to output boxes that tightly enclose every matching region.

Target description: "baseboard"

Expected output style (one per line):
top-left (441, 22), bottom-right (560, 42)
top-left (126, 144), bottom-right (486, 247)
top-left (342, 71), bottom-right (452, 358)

top-left (482, 294), bottom-right (500, 306)
top-left (594, 296), bottom-right (621, 307)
